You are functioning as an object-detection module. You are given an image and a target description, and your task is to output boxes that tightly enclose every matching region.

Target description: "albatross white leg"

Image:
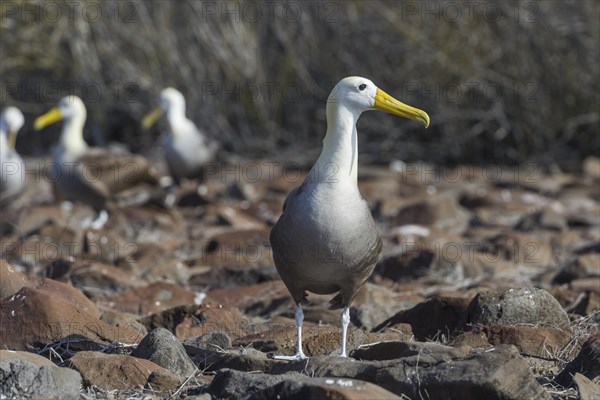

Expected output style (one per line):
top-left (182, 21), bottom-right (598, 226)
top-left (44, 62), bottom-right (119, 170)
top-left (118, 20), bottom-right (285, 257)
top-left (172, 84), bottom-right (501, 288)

top-left (164, 185), bottom-right (177, 208)
top-left (273, 303), bottom-right (308, 361)
top-left (90, 210), bottom-right (109, 230)
top-left (340, 306), bottom-right (350, 357)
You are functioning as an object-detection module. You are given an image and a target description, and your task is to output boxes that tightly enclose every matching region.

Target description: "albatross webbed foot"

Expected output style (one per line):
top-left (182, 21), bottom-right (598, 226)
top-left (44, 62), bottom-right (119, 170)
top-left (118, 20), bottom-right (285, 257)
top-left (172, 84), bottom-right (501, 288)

top-left (90, 210), bottom-right (109, 230)
top-left (272, 303), bottom-right (308, 361)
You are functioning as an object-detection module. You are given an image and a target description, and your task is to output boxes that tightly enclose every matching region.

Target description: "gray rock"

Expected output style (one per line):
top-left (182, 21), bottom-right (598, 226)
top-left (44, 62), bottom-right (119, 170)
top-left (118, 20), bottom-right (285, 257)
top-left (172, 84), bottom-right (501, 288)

top-left (351, 341), bottom-right (470, 362)
top-left (247, 377), bottom-right (402, 400)
top-left (376, 345), bottom-right (550, 400)
top-left (374, 297), bottom-right (472, 341)
top-left (209, 369), bottom-right (401, 400)
top-left (146, 370), bottom-right (183, 392)
top-left (0, 359), bottom-right (81, 400)
top-left (186, 346), bottom-right (290, 373)
top-left (294, 355), bottom-right (395, 381)
top-left (185, 330), bottom-right (232, 350)
top-left (464, 287), bottom-right (570, 328)
top-left (131, 327), bottom-right (197, 379)
top-left (350, 303), bottom-right (396, 331)
top-left (189, 344), bottom-right (466, 379)
top-left (294, 348), bottom-right (548, 400)
top-left (206, 345), bottom-right (548, 400)
top-left (208, 369), bottom-right (303, 399)
top-left (239, 347), bottom-right (269, 358)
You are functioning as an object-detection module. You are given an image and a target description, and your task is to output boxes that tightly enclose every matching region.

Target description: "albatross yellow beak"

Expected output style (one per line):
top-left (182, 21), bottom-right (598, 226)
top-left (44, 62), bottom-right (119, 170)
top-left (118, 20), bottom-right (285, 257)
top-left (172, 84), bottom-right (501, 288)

top-left (141, 107), bottom-right (164, 130)
top-left (34, 107), bottom-right (63, 130)
top-left (374, 88), bottom-right (430, 128)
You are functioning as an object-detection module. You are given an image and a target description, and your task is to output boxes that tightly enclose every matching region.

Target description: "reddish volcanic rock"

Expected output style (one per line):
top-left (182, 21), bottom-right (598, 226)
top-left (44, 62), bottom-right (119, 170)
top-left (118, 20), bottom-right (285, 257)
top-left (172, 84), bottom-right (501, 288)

top-left (0, 286), bottom-right (142, 351)
top-left (0, 260), bottom-right (99, 318)
top-left (449, 325), bottom-right (574, 359)
top-left (98, 281), bottom-right (204, 315)
top-left (140, 304), bottom-right (249, 341)
top-left (66, 351), bottom-right (180, 390)
top-left (0, 259), bottom-right (30, 300)
top-left (206, 280), bottom-right (290, 315)
top-left (374, 297), bottom-right (472, 341)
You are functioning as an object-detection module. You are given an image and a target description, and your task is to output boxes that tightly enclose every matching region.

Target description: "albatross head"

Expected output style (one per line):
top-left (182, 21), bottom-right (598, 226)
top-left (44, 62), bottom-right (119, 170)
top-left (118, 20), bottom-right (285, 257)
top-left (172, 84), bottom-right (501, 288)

top-left (329, 76), bottom-right (430, 128)
top-left (33, 96), bottom-right (87, 131)
top-left (314, 77), bottom-right (430, 182)
top-left (160, 87), bottom-right (186, 113)
top-left (34, 96), bottom-right (89, 156)
top-left (1, 107), bottom-right (25, 150)
top-left (142, 87), bottom-right (186, 130)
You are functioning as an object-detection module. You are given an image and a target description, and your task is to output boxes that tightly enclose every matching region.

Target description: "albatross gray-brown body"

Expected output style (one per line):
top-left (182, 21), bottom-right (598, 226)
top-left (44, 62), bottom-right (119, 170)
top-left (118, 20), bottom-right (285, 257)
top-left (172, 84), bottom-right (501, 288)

top-left (35, 96), bottom-right (160, 227)
top-left (270, 178), bottom-right (382, 309)
top-left (51, 145), bottom-right (158, 213)
top-left (143, 88), bottom-right (218, 185)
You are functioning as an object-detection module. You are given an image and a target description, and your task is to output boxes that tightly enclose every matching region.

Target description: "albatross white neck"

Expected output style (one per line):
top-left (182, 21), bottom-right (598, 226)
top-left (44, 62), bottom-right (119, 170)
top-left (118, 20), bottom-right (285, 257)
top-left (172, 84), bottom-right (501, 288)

top-left (0, 128), bottom-right (8, 156)
top-left (166, 101), bottom-right (197, 140)
top-left (310, 101), bottom-right (361, 185)
top-left (60, 111), bottom-right (88, 156)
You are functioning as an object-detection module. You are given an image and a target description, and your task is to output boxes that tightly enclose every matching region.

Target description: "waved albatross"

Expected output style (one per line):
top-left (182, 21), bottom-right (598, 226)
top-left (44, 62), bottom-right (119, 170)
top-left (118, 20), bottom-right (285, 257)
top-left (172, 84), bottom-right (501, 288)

top-left (1, 107), bottom-right (26, 204)
top-left (270, 77), bottom-right (430, 359)
top-left (34, 96), bottom-right (159, 228)
top-left (142, 88), bottom-right (218, 185)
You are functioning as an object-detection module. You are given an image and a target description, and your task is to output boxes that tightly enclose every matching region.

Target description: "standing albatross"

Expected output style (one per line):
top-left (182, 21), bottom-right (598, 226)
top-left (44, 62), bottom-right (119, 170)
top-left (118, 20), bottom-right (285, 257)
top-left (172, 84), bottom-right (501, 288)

top-left (142, 88), bottom-right (218, 185)
top-left (1, 107), bottom-right (25, 204)
top-left (34, 96), bottom-right (160, 228)
top-left (270, 77), bottom-right (430, 360)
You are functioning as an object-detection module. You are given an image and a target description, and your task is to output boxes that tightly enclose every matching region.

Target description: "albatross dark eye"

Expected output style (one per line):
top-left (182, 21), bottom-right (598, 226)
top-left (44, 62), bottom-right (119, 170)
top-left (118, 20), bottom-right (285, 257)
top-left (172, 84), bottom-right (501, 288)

top-left (358, 84), bottom-right (367, 91)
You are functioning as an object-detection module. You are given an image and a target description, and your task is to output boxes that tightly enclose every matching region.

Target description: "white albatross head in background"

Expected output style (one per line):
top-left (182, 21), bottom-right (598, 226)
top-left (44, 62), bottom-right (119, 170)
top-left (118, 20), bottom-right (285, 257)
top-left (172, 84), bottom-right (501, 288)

top-left (1, 106), bottom-right (26, 204)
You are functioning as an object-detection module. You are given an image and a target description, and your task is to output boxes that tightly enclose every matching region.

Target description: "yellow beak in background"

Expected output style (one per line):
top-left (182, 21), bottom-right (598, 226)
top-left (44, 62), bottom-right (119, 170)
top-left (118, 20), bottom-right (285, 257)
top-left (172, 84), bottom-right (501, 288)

top-left (34, 107), bottom-right (63, 131)
top-left (141, 107), bottom-right (164, 130)
top-left (374, 88), bottom-right (430, 128)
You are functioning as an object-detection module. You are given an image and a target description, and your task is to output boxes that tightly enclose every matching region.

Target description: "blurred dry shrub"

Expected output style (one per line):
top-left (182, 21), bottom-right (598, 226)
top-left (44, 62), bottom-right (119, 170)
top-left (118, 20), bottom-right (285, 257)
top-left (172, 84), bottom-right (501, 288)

top-left (1, 0), bottom-right (598, 167)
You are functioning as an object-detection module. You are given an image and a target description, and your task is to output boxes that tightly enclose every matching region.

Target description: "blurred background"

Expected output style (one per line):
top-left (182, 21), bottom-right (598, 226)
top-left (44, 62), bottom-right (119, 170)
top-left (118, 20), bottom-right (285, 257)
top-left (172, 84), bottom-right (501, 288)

top-left (1, 0), bottom-right (599, 168)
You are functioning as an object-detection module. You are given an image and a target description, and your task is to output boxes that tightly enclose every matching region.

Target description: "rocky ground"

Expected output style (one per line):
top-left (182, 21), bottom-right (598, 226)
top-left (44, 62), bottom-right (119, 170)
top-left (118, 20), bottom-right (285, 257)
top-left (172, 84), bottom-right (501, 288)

top-left (1, 157), bottom-right (599, 400)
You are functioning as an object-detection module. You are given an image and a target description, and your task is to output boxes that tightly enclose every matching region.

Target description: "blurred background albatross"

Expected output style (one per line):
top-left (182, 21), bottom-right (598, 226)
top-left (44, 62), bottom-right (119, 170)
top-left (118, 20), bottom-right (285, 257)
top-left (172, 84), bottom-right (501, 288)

top-left (1, 0), bottom-right (598, 168)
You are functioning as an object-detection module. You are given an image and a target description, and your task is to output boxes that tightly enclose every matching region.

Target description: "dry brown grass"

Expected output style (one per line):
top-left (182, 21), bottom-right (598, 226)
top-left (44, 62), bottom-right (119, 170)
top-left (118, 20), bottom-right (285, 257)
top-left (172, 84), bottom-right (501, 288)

top-left (2, 0), bottom-right (599, 166)
top-left (534, 312), bottom-right (598, 399)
